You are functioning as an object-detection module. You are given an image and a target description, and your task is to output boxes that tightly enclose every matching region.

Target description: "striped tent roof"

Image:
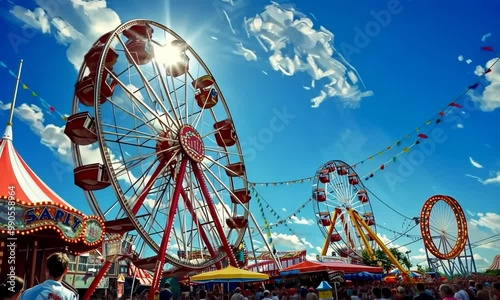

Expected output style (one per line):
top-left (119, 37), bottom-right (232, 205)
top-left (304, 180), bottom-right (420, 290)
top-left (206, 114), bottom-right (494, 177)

top-left (487, 255), bottom-right (500, 270)
top-left (128, 261), bottom-right (154, 286)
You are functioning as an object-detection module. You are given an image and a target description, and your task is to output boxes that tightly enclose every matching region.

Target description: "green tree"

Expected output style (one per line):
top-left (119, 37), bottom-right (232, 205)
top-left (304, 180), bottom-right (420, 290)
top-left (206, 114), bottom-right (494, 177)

top-left (362, 248), bottom-right (413, 273)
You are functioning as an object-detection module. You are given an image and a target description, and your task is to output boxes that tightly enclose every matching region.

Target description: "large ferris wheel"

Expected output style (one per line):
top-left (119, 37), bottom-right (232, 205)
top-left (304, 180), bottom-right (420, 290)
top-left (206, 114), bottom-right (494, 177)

top-left (64, 19), bottom-right (276, 299)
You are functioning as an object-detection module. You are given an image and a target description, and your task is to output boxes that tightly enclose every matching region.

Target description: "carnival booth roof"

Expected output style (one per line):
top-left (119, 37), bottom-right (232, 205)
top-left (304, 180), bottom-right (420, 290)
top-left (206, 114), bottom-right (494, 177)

top-left (0, 124), bottom-right (105, 253)
top-left (190, 265), bottom-right (269, 282)
top-left (280, 260), bottom-right (384, 276)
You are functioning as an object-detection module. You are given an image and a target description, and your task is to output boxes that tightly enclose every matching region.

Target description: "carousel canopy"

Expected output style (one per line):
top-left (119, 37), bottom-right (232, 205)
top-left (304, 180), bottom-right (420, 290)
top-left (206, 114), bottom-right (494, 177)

top-left (0, 124), bottom-right (104, 252)
top-left (488, 255), bottom-right (500, 270)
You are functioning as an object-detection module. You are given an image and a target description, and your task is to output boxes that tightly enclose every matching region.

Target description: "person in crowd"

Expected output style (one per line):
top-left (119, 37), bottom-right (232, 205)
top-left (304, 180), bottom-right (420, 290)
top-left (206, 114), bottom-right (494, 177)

top-left (256, 288), bottom-right (264, 300)
top-left (20, 252), bottom-right (78, 300)
top-left (0, 276), bottom-right (24, 300)
top-left (453, 284), bottom-right (470, 300)
top-left (475, 283), bottom-right (489, 300)
top-left (199, 290), bottom-right (207, 300)
top-left (231, 288), bottom-right (247, 300)
top-left (490, 283), bottom-right (500, 300)
top-left (396, 286), bottom-right (412, 300)
top-left (440, 285), bottom-right (457, 300)
top-left (160, 282), bottom-right (173, 300)
top-left (351, 290), bottom-right (361, 300)
top-left (373, 287), bottom-right (383, 300)
top-left (263, 290), bottom-right (273, 300)
top-left (305, 288), bottom-right (317, 300)
top-left (381, 287), bottom-right (392, 300)
top-left (272, 291), bottom-right (280, 300)
top-left (414, 283), bottom-right (435, 300)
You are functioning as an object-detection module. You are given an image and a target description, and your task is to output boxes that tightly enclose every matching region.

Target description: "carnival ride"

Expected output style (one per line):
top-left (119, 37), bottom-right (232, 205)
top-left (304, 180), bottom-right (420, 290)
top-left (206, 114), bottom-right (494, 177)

top-left (64, 19), bottom-right (278, 299)
top-left (420, 195), bottom-right (476, 277)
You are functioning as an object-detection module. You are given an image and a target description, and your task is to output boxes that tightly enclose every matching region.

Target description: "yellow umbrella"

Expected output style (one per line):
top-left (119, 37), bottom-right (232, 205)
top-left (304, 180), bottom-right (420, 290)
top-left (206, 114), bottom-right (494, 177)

top-left (190, 266), bottom-right (269, 282)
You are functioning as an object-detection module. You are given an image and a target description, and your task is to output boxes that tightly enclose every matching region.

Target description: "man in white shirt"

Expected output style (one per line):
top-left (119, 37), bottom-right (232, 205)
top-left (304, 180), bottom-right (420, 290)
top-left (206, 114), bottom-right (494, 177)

top-left (453, 284), bottom-right (470, 300)
top-left (20, 252), bottom-right (78, 300)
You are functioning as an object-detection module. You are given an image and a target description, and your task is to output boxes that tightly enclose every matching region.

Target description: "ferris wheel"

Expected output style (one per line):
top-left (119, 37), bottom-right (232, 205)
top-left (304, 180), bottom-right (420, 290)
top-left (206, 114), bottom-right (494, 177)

top-left (420, 195), bottom-right (474, 276)
top-left (312, 160), bottom-right (378, 261)
top-left (64, 19), bottom-right (260, 297)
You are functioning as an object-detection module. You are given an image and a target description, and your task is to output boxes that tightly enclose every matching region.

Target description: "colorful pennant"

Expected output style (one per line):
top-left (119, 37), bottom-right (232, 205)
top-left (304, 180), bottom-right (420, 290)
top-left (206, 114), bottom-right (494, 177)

top-left (247, 53), bottom-right (499, 187)
top-left (0, 60), bottom-right (68, 121)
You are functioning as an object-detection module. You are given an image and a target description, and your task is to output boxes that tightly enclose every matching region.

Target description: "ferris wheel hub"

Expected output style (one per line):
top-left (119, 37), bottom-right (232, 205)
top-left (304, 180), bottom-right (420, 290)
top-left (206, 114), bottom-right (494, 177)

top-left (179, 125), bottom-right (205, 162)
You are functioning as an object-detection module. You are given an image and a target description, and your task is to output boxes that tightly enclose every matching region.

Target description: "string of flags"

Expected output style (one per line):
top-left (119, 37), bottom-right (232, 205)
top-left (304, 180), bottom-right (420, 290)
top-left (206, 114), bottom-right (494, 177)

top-left (251, 186), bottom-right (302, 237)
top-left (248, 47), bottom-right (498, 186)
top-left (251, 187), bottom-right (277, 254)
top-left (0, 60), bottom-right (68, 121)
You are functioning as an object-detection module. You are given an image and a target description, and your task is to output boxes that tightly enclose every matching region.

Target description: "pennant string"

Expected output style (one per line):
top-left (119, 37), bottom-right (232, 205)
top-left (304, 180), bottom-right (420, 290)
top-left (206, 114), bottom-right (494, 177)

top-left (0, 60), bottom-right (68, 121)
top-left (247, 55), bottom-right (500, 187)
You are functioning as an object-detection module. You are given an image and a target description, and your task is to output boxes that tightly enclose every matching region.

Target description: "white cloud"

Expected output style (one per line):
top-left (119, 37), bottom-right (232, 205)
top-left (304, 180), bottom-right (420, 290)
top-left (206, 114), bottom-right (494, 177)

top-left (271, 232), bottom-right (314, 250)
top-left (469, 57), bottom-right (500, 111)
top-left (281, 208), bottom-right (287, 212)
top-left (469, 156), bottom-right (484, 168)
top-left (466, 59), bottom-right (472, 64)
top-left (458, 55), bottom-right (464, 62)
top-left (222, 10), bottom-right (236, 35)
top-left (234, 42), bottom-right (258, 61)
top-left (483, 171), bottom-right (500, 185)
top-left (245, 2), bottom-right (372, 108)
top-left (466, 210), bottom-right (475, 217)
top-left (376, 233), bottom-right (409, 253)
top-left (289, 215), bottom-right (314, 226)
top-left (10, 0), bottom-right (121, 70)
top-left (481, 33), bottom-right (492, 42)
top-left (457, 123), bottom-right (464, 129)
top-left (10, 6), bottom-right (51, 34)
top-left (465, 173), bottom-right (484, 183)
top-left (470, 212), bottom-right (500, 233)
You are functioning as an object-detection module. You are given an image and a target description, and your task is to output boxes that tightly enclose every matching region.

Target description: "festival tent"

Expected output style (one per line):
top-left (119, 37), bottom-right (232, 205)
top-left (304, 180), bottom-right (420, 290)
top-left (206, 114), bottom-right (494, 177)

top-left (487, 255), bottom-right (500, 270)
top-left (190, 265), bottom-right (269, 282)
top-left (279, 260), bottom-right (383, 276)
top-left (0, 111), bottom-right (105, 287)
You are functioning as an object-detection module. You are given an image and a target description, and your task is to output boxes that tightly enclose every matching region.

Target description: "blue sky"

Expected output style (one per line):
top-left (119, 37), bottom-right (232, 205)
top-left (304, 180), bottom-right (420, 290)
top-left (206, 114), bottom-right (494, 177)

top-left (0, 0), bottom-right (499, 272)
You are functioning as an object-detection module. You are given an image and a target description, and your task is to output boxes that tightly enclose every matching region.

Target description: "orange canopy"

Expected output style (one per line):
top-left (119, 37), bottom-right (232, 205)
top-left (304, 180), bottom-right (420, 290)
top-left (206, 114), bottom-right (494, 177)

top-left (280, 260), bottom-right (383, 275)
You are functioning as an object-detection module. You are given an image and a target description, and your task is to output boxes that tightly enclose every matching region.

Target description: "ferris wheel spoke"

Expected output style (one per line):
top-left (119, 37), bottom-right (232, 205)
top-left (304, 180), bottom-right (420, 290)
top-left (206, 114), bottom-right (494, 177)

top-left (192, 161), bottom-right (238, 266)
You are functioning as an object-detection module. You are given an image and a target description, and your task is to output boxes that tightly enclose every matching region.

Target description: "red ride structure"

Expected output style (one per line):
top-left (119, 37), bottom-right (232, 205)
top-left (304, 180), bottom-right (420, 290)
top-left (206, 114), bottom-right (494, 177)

top-left (65, 19), bottom-right (276, 300)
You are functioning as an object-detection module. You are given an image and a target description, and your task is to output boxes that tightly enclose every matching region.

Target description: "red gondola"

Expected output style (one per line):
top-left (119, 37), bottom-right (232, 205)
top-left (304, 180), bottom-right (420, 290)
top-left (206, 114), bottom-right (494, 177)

top-left (313, 188), bottom-right (326, 202)
top-left (363, 213), bottom-right (375, 226)
top-left (214, 119), bottom-right (237, 147)
top-left (319, 218), bottom-right (331, 227)
top-left (225, 162), bottom-right (245, 177)
top-left (84, 32), bottom-right (118, 72)
top-left (123, 24), bottom-right (154, 65)
top-left (330, 234), bottom-right (341, 242)
top-left (226, 216), bottom-right (248, 229)
top-left (358, 190), bottom-right (368, 203)
top-left (319, 169), bottom-right (330, 183)
top-left (337, 165), bottom-right (348, 176)
top-left (165, 40), bottom-right (189, 77)
top-left (74, 163), bottom-right (111, 191)
top-left (64, 112), bottom-right (97, 145)
top-left (348, 174), bottom-right (359, 185)
top-left (230, 189), bottom-right (251, 204)
top-left (192, 75), bottom-right (218, 109)
top-left (75, 71), bottom-right (117, 107)
top-left (327, 163), bottom-right (336, 173)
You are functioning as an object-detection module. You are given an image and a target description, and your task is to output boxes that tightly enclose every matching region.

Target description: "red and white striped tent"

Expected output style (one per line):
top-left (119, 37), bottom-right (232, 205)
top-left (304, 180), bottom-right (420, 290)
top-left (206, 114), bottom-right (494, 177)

top-left (128, 261), bottom-right (154, 286)
top-left (0, 124), bottom-right (105, 287)
top-left (487, 255), bottom-right (500, 270)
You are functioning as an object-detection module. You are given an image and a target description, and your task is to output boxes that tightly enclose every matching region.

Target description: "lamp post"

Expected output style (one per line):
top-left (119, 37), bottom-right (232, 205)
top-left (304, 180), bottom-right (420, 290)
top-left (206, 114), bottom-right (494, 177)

top-left (405, 250), bottom-right (411, 261)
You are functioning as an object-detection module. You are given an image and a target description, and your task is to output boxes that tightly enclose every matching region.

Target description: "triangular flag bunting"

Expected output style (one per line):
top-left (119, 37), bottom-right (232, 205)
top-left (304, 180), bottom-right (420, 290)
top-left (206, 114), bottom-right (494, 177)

top-left (449, 102), bottom-right (462, 108)
top-left (468, 83), bottom-right (479, 90)
top-left (22, 84), bottom-right (28, 89)
top-left (481, 46), bottom-right (494, 51)
top-left (417, 134), bottom-right (428, 139)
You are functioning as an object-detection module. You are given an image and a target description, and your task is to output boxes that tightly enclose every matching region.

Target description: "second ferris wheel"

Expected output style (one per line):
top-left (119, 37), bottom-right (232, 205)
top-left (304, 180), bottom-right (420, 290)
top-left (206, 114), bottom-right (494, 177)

top-left (312, 160), bottom-right (378, 262)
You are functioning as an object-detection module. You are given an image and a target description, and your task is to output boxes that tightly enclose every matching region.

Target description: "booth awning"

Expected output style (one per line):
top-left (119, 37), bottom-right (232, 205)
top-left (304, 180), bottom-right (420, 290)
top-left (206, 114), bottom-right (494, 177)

top-left (190, 265), bottom-right (269, 282)
top-left (280, 260), bottom-right (383, 275)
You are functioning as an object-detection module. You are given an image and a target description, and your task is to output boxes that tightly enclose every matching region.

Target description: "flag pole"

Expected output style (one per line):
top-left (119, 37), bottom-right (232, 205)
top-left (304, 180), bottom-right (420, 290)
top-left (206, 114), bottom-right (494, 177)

top-left (7, 59), bottom-right (24, 126)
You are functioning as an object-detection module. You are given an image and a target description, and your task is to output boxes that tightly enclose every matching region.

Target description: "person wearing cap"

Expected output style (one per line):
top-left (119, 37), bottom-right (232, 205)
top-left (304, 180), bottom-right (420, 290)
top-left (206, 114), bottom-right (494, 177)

top-left (306, 288), bottom-right (318, 300)
top-left (231, 287), bottom-right (248, 300)
top-left (262, 290), bottom-right (273, 300)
